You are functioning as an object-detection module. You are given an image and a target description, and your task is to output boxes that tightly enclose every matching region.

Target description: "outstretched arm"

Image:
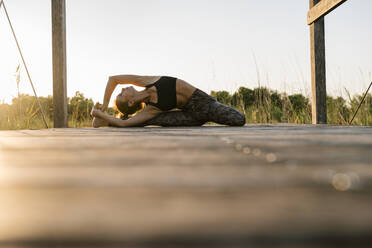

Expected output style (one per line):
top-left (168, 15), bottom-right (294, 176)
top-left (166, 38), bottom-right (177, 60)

top-left (102, 75), bottom-right (160, 111)
top-left (91, 104), bottom-right (160, 127)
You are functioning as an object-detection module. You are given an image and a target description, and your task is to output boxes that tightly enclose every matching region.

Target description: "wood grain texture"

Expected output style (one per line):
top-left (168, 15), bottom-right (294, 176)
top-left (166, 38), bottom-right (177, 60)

top-left (0, 125), bottom-right (372, 247)
top-left (51, 0), bottom-right (68, 128)
top-left (310, 0), bottom-right (327, 124)
top-left (307, 0), bottom-right (347, 25)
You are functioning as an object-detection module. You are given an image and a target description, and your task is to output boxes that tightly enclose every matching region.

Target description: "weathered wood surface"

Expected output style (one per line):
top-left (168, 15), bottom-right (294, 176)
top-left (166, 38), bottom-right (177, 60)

top-left (310, 0), bottom-right (327, 124)
top-left (0, 125), bottom-right (372, 247)
top-left (307, 0), bottom-right (347, 25)
top-left (51, 0), bottom-right (68, 128)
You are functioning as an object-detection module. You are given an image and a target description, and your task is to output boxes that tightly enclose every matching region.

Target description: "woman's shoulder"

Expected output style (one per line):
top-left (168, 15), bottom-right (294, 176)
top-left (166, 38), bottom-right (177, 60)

top-left (136, 75), bottom-right (163, 86)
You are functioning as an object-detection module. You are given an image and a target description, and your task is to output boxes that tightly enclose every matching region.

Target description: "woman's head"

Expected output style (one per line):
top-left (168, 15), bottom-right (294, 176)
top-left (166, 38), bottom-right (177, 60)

top-left (114, 87), bottom-right (144, 118)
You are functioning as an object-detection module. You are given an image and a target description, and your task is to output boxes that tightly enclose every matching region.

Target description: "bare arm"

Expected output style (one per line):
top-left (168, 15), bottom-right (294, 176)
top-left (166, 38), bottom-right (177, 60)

top-left (92, 105), bottom-right (160, 127)
top-left (102, 75), bottom-right (160, 111)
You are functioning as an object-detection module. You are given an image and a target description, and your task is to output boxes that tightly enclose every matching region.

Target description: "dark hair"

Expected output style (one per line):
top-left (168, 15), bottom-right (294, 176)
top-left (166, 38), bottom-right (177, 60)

top-left (113, 99), bottom-right (145, 119)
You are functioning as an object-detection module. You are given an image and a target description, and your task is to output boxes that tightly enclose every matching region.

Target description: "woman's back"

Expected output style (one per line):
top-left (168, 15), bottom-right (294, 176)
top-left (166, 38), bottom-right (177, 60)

top-left (146, 77), bottom-right (196, 110)
top-left (174, 78), bottom-right (196, 108)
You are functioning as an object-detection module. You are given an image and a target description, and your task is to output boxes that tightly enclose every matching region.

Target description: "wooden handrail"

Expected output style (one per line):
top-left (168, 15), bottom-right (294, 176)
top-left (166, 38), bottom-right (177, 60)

top-left (307, 0), bottom-right (347, 25)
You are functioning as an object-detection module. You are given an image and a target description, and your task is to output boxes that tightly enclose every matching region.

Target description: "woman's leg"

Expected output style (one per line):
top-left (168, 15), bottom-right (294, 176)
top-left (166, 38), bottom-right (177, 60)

top-left (92, 117), bottom-right (109, 128)
top-left (183, 89), bottom-right (246, 126)
top-left (144, 110), bottom-right (206, 127)
top-left (94, 111), bottom-right (205, 127)
top-left (92, 111), bottom-right (205, 128)
top-left (207, 101), bottom-right (246, 126)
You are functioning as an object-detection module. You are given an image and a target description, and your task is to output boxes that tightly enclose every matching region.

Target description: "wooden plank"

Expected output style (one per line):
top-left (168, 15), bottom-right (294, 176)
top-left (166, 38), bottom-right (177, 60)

top-left (309, 0), bottom-right (327, 124)
top-left (307, 0), bottom-right (347, 25)
top-left (0, 126), bottom-right (371, 246)
top-left (1, 188), bottom-right (372, 246)
top-left (51, 0), bottom-right (68, 128)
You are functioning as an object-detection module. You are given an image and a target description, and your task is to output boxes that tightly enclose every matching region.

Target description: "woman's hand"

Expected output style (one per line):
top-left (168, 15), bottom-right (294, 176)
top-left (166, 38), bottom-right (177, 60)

top-left (101, 104), bottom-right (107, 112)
top-left (91, 102), bottom-right (103, 117)
top-left (101, 100), bottom-right (109, 112)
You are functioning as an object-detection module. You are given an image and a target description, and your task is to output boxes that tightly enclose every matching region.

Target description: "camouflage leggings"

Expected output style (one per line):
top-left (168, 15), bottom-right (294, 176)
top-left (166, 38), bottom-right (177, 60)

top-left (143, 89), bottom-right (245, 127)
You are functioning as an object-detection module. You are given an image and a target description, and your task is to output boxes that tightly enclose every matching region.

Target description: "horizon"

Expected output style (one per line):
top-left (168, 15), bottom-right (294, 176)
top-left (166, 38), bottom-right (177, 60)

top-left (0, 0), bottom-right (371, 105)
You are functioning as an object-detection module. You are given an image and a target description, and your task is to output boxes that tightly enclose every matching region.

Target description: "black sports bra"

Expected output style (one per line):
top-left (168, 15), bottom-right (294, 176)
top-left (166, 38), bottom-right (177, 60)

top-left (145, 76), bottom-right (177, 111)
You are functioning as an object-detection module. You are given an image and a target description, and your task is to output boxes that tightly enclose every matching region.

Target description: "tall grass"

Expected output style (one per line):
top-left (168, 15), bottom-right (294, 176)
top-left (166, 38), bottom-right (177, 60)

top-left (211, 87), bottom-right (371, 126)
top-left (1, 87), bottom-right (370, 130)
top-left (0, 92), bottom-right (98, 130)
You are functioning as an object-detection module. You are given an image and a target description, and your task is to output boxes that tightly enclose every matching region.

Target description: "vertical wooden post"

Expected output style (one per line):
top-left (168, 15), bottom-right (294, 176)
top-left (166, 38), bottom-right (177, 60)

top-left (309, 0), bottom-right (327, 124)
top-left (52, 0), bottom-right (68, 128)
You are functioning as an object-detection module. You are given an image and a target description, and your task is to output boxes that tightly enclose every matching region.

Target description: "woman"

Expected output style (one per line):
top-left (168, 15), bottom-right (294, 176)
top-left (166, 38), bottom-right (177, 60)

top-left (91, 75), bottom-right (245, 127)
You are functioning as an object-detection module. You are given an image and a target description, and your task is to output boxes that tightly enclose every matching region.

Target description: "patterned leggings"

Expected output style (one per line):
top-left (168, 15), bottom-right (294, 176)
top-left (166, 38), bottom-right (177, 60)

top-left (143, 89), bottom-right (245, 127)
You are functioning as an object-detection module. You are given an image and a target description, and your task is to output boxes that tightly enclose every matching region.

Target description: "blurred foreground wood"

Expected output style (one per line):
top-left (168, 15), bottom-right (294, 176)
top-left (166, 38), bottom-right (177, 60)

top-left (0, 124), bottom-right (372, 247)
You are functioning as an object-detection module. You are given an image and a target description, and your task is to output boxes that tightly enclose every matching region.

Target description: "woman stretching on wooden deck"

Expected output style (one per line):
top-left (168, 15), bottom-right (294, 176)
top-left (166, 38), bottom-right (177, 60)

top-left (91, 75), bottom-right (245, 127)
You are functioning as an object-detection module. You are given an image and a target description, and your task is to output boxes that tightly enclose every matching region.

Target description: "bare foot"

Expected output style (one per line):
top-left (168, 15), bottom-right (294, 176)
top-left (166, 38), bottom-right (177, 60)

top-left (92, 117), bottom-right (109, 128)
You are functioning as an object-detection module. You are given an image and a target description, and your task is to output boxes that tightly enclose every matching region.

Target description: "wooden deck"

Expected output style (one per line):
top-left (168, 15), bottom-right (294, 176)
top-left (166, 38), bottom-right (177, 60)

top-left (0, 124), bottom-right (372, 247)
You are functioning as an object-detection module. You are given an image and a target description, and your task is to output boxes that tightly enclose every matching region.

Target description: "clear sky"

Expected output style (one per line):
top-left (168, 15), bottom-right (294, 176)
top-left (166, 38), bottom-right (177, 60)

top-left (0, 0), bottom-right (371, 105)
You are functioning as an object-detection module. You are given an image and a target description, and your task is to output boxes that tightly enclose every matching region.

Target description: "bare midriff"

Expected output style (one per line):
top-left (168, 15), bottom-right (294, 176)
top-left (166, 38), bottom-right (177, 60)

top-left (175, 79), bottom-right (197, 109)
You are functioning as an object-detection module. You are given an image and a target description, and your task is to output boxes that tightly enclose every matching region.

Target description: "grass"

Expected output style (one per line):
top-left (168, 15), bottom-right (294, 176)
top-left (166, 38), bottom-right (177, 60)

top-left (0, 93), bottom-right (93, 130)
top-left (0, 86), bottom-right (370, 130)
top-left (211, 86), bottom-right (371, 126)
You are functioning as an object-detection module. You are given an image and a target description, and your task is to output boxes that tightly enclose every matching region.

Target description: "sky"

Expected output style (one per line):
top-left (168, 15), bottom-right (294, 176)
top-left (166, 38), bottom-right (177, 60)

top-left (0, 0), bottom-right (371, 105)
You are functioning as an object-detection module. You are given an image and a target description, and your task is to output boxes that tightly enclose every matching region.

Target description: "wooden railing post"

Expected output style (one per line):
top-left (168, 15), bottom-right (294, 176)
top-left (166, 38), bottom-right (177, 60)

top-left (52, 0), bottom-right (68, 128)
top-left (309, 0), bottom-right (327, 124)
